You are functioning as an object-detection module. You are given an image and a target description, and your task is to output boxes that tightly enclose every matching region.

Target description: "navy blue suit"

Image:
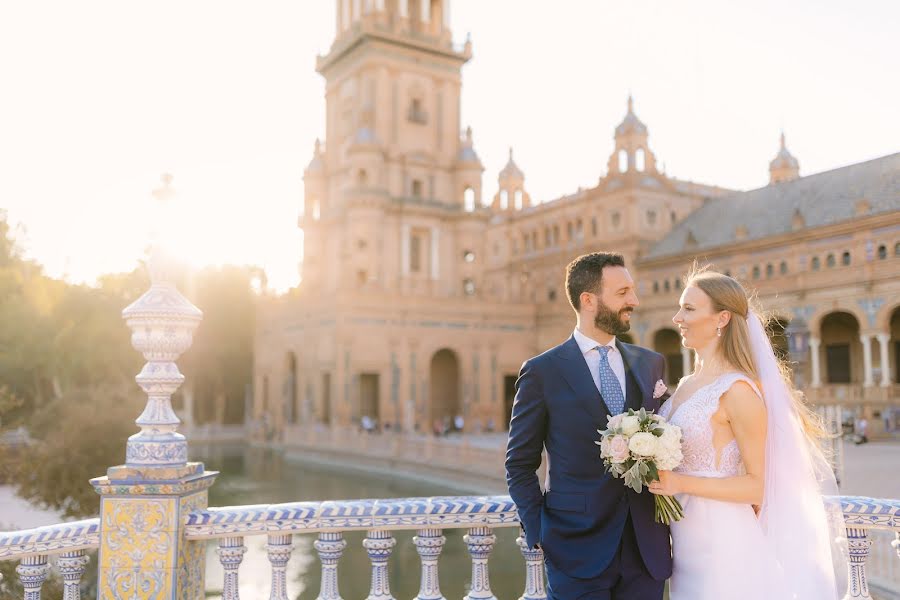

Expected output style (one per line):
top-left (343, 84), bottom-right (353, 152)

top-left (505, 336), bottom-right (672, 599)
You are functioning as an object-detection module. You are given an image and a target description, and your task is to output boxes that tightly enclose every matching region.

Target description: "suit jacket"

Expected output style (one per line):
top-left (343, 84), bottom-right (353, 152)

top-left (505, 335), bottom-right (673, 580)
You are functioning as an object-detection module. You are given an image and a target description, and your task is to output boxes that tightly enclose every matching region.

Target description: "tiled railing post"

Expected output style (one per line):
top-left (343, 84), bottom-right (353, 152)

top-left (89, 175), bottom-right (216, 599)
top-left (57, 550), bottom-right (90, 600)
top-left (363, 530), bottom-right (396, 600)
top-left (266, 534), bottom-right (293, 600)
top-left (413, 528), bottom-right (446, 600)
top-left (516, 530), bottom-right (547, 599)
top-left (217, 537), bottom-right (247, 600)
top-left (845, 527), bottom-right (873, 599)
top-left (463, 526), bottom-right (497, 600)
top-left (315, 532), bottom-right (347, 600)
top-left (16, 555), bottom-right (50, 600)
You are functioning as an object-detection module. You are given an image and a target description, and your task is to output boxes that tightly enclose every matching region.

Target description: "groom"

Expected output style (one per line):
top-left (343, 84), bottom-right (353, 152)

top-left (506, 252), bottom-right (672, 599)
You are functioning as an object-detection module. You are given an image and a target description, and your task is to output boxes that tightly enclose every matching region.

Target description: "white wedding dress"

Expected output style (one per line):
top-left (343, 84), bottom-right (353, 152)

top-left (658, 372), bottom-right (772, 600)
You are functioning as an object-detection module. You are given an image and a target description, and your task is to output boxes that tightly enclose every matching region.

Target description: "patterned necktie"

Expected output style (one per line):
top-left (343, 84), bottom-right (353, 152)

top-left (597, 345), bottom-right (625, 415)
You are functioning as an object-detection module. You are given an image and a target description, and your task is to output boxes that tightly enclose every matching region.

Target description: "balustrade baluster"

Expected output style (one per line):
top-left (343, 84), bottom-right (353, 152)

top-left (315, 532), bottom-right (347, 600)
top-left (413, 528), bottom-right (446, 600)
top-left (516, 530), bottom-right (547, 599)
top-left (463, 526), bottom-right (497, 600)
top-left (267, 534), bottom-right (293, 600)
top-left (845, 527), bottom-right (873, 599)
top-left (57, 550), bottom-right (90, 600)
top-left (16, 555), bottom-right (50, 600)
top-left (363, 529), bottom-right (397, 600)
top-left (217, 537), bottom-right (247, 600)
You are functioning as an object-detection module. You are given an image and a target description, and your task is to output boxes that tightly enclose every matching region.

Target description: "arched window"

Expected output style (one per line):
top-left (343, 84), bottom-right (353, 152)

top-left (500, 189), bottom-right (509, 210)
top-left (811, 256), bottom-right (821, 270)
top-left (877, 244), bottom-right (887, 260)
top-left (895, 242), bottom-right (900, 257)
top-left (618, 149), bottom-right (628, 172)
top-left (653, 281), bottom-right (660, 293)
top-left (841, 251), bottom-right (851, 266)
top-left (553, 225), bottom-right (560, 245)
top-left (671, 211), bottom-right (677, 223)
top-left (611, 211), bottom-right (621, 229)
top-left (647, 210), bottom-right (657, 227)
top-left (591, 217), bottom-right (598, 237)
top-left (567, 222), bottom-right (573, 239)
top-left (752, 266), bottom-right (761, 279)
top-left (675, 279), bottom-right (682, 290)
top-left (664, 280), bottom-right (670, 292)
top-left (779, 261), bottom-right (788, 275)
top-left (357, 169), bottom-right (368, 186)
top-left (766, 263), bottom-right (774, 278)
top-left (411, 179), bottom-right (423, 198)
top-left (575, 219), bottom-right (583, 238)
top-left (826, 253), bottom-right (836, 268)
top-left (463, 278), bottom-right (475, 296)
top-left (463, 187), bottom-right (475, 212)
top-left (514, 190), bottom-right (524, 210)
top-left (635, 149), bottom-right (645, 172)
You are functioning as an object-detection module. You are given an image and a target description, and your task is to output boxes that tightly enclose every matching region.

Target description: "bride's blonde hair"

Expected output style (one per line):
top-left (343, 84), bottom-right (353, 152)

top-left (684, 263), bottom-right (828, 443)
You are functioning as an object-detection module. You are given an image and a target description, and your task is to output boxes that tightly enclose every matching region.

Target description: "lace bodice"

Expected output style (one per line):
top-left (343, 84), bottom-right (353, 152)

top-left (658, 373), bottom-right (762, 477)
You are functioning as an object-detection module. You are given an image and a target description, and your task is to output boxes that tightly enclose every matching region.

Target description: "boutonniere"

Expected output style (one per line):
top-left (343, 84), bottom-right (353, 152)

top-left (653, 379), bottom-right (668, 399)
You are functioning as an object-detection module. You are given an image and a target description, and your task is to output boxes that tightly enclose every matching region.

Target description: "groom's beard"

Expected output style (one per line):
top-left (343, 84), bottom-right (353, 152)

top-left (594, 302), bottom-right (633, 336)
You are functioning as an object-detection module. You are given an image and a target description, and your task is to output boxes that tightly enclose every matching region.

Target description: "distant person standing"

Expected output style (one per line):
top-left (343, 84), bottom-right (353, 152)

top-left (854, 416), bottom-right (869, 445)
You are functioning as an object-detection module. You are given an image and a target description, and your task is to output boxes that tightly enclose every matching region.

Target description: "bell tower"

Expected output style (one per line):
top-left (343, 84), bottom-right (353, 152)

top-left (299, 0), bottom-right (485, 296)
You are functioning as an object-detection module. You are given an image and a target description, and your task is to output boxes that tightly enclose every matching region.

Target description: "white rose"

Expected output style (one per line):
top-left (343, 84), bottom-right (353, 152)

top-left (621, 415), bottom-right (641, 436)
top-left (655, 446), bottom-right (683, 471)
top-left (628, 432), bottom-right (659, 457)
top-left (658, 426), bottom-right (682, 454)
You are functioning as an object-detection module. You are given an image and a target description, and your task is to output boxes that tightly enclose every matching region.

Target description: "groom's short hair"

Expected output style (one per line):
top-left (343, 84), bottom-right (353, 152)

top-left (565, 252), bottom-right (626, 311)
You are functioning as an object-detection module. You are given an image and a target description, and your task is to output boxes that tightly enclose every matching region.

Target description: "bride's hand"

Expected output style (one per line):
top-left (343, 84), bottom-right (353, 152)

top-left (648, 470), bottom-right (682, 496)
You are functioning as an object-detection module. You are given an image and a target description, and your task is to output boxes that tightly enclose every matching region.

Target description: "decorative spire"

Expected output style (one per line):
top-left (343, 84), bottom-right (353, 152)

top-left (769, 130), bottom-right (800, 184)
top-left (499, 146), bottom-right (524, 180)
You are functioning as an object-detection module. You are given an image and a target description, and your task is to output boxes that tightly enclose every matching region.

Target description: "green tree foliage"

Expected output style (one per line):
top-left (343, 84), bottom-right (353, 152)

top-left (0, 212), bottom-right (257, 522)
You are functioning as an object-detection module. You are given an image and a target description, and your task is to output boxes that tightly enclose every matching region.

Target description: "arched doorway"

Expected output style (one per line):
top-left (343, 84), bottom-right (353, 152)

top-left (285, 352), bottom-right (298, 424)
top-left (890, 307), bottom-right (900, 384)
top-left (653, 329), bottom-right (684, 385)
top-left (820, 312), bottom-right (861, 384)
top-left (768, 317), bottom-right (790, 362)
top-left (429, 349), bottom-right (460, 430)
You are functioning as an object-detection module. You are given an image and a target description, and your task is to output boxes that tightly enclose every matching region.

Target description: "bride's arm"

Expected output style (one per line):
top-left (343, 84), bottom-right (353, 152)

top-left (650, 381), bottom-right (767, 505)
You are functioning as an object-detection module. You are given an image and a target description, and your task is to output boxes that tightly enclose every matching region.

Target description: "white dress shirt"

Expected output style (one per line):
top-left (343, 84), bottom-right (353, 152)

top-left (573, 328), bottom-right (627, 399)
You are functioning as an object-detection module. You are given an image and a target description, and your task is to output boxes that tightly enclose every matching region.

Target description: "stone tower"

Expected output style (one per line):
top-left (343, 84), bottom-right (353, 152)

top-left (300, 0), bottom-right (486, 298)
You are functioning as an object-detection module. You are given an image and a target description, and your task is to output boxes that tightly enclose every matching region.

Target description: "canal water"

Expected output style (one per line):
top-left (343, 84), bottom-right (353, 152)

top-left (198, 444), bottom-right (526, 599)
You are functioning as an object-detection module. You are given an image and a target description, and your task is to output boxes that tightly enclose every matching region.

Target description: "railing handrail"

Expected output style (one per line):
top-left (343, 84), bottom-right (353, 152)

top-left (1, 494), bottom-right (896, 558)
top-left (184, 495), bottom-right (518, 540)
top-left (0, 518), bottom-right (100, 561)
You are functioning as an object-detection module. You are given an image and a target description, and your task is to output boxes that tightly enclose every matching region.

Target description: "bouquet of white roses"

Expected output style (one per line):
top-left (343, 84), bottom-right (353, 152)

top-left (595, 407), bottom-right (685, 524)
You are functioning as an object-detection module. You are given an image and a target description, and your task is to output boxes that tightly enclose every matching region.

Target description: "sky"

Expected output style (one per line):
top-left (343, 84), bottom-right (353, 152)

top-left (1, 1), bottom-right (898, 292)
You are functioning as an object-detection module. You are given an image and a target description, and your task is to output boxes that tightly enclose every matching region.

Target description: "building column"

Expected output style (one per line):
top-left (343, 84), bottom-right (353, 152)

top-left (876, 333), bottom-right (891, 387)
top-left (681, 347), bottom-right (692, 379)
top-left (860, 334), bottom-right (874, 387)
top-left (401, 223), bottom-right (411, 276)
top-left (809, 336), bottom-right (822, 388)
top-left (430, 226), bottom-right (440, 281)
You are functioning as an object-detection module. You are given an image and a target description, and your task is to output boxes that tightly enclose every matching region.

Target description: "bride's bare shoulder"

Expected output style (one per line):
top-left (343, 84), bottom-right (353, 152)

top-left (720, 378), bottom-right (766, 422)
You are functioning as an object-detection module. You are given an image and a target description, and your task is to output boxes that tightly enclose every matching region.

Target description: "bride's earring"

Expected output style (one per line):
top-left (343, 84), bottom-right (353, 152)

top-left (716, 326), bottom-right (722, 337)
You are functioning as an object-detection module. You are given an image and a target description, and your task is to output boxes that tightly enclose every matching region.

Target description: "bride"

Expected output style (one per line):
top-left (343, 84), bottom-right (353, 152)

top-left (648, 267), bottom-right (843, 599)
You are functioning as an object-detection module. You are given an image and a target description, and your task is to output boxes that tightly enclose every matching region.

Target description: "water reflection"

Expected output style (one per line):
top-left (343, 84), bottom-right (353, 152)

top-left (197, 445), bottom-right (525, 599)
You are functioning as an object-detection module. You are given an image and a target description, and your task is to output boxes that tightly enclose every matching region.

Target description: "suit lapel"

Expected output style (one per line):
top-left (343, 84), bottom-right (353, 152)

top-left (617, 340), bottom-right (653, 411)
top-left (556, 336), bottom-right (609, 421)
